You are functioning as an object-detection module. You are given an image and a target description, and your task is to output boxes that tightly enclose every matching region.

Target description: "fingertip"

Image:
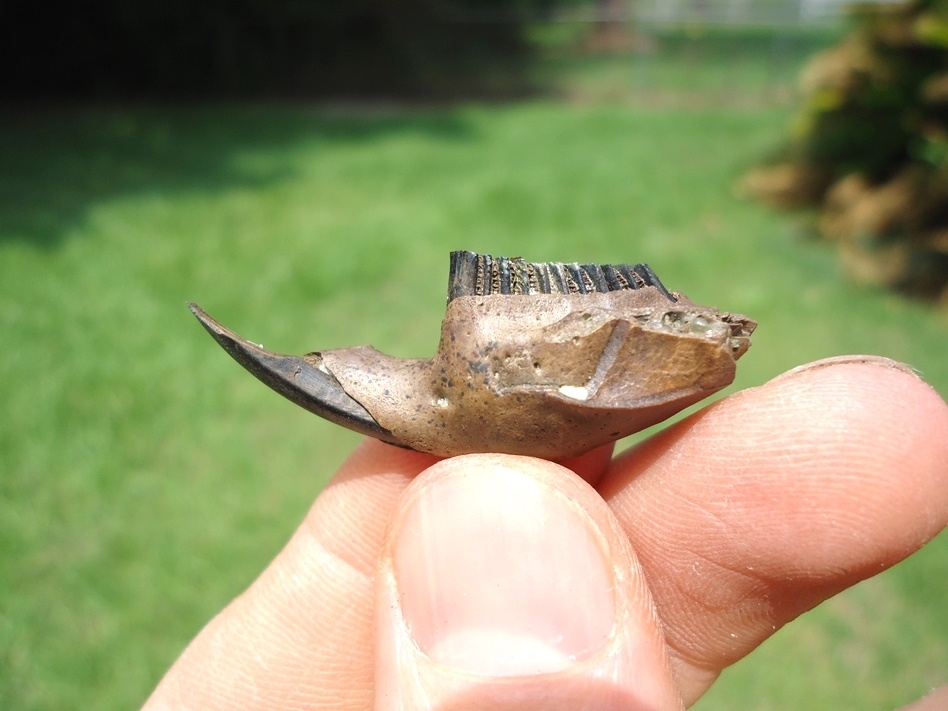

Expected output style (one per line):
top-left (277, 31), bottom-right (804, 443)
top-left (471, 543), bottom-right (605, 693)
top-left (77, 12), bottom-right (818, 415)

top-left (389, 456), bottom-right (619, 676)
top-left (375, 454), bottom-right (682, 710)
top-left (765, 354), bottom-right (923, 384)
top-left (622, 355), bottom-right (948, 565)
top-left (763, 355), bottom-right (948, 456)
top-left (760, 356), bottom-right (948, 536)
top-left (601, 356), bottom-right (948, 704)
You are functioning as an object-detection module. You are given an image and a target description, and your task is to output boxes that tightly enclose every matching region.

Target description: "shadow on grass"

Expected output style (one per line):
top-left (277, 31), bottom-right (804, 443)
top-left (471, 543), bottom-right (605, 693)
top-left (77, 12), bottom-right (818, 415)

top-left (0, 105), bottom-right (474, 249)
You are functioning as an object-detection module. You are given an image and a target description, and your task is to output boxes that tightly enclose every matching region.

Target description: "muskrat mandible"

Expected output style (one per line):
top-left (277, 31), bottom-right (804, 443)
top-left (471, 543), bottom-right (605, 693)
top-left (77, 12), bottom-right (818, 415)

top-left (189, 251), bottom-right (756, 459)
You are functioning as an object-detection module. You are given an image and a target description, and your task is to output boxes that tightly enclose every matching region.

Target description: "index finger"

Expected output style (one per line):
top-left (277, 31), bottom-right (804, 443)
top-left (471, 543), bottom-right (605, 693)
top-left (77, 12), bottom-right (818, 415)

top-left (601, 357), bottom-right (948, 705)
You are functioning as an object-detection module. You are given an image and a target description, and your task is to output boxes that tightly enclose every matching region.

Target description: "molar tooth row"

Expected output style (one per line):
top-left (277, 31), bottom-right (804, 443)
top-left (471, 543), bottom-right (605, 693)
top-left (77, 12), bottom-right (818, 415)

top-left (448, 251), bottom-right (677, 302)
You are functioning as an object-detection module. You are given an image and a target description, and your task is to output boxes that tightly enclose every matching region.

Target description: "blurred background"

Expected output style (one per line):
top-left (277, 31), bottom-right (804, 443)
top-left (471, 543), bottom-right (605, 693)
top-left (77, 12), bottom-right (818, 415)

top-left (1, 1), bottom-right (946, 708)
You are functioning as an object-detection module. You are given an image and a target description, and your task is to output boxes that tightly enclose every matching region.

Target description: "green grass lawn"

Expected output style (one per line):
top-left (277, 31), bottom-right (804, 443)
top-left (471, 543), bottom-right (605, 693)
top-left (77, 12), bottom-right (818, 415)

top-left (2, 44), bottom-right (946, 710)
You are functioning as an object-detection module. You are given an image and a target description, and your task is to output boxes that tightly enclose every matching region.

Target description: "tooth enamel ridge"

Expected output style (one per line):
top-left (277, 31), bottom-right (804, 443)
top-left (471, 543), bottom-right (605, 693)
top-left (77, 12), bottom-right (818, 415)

top-left (448, 250), bottom-right (678, 303)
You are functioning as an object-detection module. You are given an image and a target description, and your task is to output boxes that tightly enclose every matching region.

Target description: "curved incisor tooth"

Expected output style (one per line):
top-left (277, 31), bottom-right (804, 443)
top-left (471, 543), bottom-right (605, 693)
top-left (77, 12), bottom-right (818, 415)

top-left (187, 303), bottom-right (401, 446)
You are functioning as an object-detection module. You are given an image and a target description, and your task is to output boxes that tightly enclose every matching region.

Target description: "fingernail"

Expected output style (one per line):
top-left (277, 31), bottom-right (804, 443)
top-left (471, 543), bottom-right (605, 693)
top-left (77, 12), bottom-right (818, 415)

top-left (767, 355), bottom-right (921, 384)
top-left (391, 462), bottom-right (616, 677)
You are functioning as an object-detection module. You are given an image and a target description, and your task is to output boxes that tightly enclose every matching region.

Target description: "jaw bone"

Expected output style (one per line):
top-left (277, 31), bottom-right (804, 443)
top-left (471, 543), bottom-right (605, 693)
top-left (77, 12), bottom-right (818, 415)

top-left (189, 251), bottom-right (756, 459)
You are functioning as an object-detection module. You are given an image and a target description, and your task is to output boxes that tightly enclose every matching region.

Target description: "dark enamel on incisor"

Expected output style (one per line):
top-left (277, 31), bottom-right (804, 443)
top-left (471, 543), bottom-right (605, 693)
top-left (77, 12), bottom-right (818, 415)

top-left (189, 251), bottom-right (756, 459)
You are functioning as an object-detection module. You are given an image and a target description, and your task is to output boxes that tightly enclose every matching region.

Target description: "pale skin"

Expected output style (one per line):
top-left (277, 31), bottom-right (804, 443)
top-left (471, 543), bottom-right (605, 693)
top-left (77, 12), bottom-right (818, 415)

top-left (144, 357), bottom-right (948, 710)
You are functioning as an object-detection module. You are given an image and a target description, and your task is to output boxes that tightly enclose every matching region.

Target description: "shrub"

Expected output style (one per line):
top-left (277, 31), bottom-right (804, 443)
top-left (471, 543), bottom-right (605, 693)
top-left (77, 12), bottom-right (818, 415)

top-left (741, 0), bottom-right (948, 302)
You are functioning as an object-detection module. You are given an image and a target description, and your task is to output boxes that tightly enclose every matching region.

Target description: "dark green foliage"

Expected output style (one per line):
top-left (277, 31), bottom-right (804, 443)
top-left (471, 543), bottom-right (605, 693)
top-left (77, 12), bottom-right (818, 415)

top-left (744, 0), bottom-right (948, 301)
top-left (2, 0), bottom-right (562, 99)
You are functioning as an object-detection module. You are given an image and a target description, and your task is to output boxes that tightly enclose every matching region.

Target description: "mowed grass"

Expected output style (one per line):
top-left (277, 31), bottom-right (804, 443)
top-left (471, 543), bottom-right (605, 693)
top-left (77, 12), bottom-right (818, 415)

top-left (2, 57), bottom-right (947, 710)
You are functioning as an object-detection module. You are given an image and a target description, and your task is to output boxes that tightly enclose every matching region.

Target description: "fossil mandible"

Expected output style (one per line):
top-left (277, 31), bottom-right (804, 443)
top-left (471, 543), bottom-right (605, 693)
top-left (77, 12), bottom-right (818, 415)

top-left (189, 251), bottom-right (756, 459)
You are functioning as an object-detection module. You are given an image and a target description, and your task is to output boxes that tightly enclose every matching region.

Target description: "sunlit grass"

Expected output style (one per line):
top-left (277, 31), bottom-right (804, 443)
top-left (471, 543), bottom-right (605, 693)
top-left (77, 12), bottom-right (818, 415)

top-left (1, 65), bottom-right (945, 709)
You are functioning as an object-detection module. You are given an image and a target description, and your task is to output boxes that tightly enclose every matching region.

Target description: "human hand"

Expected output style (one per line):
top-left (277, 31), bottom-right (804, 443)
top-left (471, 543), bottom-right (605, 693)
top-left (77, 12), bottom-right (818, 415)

top-left (143, 356), bottom-right (948, 710)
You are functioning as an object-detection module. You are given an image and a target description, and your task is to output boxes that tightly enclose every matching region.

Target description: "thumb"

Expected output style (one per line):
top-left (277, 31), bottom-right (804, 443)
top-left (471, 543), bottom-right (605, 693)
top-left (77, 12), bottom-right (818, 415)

top-left (374, 454), bottom-right (683, 711)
